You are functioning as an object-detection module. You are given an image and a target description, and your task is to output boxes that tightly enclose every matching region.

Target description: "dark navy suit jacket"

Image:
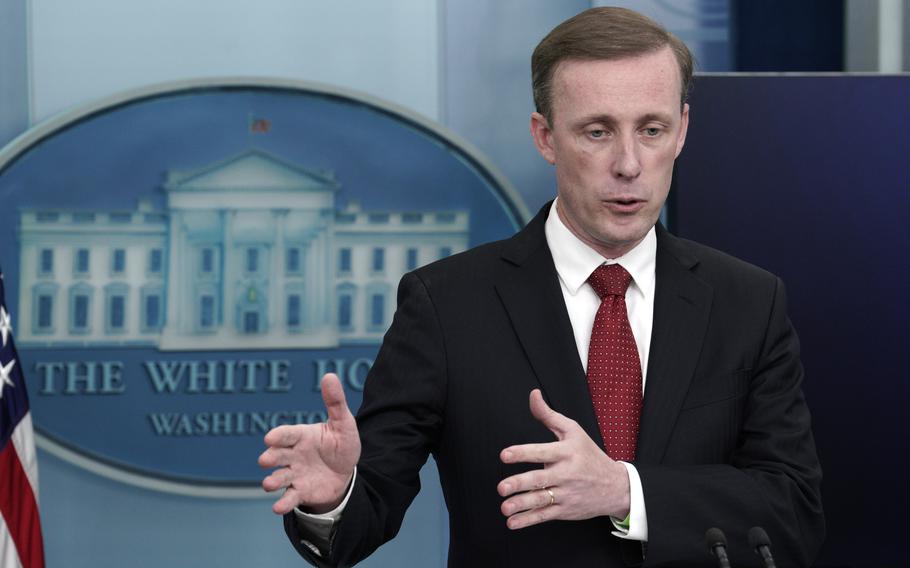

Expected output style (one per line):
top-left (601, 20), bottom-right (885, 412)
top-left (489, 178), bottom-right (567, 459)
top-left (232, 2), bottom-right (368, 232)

top-left (285, 203), bottom-right (824, 567)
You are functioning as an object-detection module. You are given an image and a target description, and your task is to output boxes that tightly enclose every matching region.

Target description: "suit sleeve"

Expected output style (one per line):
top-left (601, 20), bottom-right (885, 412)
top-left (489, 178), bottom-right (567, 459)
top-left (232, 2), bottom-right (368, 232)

top-left (284, 271), bottom-right (447, 567)
top-left (637, 278), bottom-right (824, 567)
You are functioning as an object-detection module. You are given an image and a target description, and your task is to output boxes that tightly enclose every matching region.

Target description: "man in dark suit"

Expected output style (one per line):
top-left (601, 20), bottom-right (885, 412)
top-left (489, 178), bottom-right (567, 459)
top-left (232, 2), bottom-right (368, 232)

top-left (259, 7), bottom-right (824, 567)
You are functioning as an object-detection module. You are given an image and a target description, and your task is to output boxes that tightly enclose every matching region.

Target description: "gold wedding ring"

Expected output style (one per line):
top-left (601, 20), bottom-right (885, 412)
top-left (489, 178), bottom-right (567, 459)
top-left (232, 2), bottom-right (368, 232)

top-left (545, 487), bottom-right (556, 507)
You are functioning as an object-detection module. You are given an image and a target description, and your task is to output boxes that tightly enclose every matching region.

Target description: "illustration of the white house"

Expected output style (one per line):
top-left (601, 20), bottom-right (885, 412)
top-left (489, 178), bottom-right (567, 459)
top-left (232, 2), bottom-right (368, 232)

top-left (16, 150), bottom-right (469, 350)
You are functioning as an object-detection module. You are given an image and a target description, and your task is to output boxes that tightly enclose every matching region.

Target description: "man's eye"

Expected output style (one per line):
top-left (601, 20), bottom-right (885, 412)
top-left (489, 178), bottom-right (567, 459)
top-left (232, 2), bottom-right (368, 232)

top-left (643, 127), bottom-right (661, 137)
top-left (588, 129), bottom-right (606, 139)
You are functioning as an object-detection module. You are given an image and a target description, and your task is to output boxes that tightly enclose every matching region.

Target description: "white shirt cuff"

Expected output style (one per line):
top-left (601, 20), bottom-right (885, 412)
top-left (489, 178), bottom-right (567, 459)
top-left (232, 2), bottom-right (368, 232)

top-left (292, 467), bottom-right (357, 556)
top-left (293, 466), bottom-right (357, 522)
top-left (610, 461), bottom-right (648, 541)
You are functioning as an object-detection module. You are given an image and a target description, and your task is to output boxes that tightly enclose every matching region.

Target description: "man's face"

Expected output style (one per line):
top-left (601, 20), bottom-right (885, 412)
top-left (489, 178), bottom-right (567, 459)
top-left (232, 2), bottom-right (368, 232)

top-left (531, 47), bottom-right (689, 258)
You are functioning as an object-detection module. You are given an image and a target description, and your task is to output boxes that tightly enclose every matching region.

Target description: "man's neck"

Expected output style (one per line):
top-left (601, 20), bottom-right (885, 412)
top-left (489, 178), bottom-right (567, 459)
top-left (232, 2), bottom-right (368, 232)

top-left (554, 200), bottom-right (649, 260)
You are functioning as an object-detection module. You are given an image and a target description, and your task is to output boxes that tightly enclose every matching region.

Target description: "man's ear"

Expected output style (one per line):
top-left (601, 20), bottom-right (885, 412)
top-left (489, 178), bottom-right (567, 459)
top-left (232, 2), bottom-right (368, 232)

top-left (530, 112), bottom-right (557, 165)
top-left (675, 103), bottom-right (690, 158)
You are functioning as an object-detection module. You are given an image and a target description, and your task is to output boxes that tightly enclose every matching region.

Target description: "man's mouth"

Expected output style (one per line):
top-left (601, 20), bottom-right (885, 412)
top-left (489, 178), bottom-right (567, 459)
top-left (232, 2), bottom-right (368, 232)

top-left (603, 198), bottom-right (646, 213)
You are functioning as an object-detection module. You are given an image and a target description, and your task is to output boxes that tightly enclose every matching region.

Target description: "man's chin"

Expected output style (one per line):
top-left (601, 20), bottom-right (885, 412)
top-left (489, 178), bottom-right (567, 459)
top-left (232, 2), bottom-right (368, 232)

top-left (601, 224), bottom-right (649, 242)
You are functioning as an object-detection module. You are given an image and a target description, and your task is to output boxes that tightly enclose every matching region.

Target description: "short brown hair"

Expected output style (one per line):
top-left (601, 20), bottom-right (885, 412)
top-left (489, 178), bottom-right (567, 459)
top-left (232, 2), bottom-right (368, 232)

top-left (531, 7), bottom-right (694, 122)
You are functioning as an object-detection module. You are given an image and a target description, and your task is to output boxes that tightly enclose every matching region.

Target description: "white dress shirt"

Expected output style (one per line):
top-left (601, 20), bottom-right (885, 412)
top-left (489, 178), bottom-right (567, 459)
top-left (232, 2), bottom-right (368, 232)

top-left (544, 199), bottom-right (653, 541)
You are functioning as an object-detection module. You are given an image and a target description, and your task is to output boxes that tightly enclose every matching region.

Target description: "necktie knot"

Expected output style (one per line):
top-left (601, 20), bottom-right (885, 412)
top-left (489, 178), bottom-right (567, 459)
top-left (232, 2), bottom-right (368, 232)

top-left (588, 263), bottom-right (632, 299)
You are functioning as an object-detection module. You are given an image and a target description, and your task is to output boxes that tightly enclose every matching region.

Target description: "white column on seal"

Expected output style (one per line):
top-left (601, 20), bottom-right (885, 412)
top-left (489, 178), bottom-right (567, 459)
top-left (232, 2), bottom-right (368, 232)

top-left (270, 209), bottom-right (288, 334)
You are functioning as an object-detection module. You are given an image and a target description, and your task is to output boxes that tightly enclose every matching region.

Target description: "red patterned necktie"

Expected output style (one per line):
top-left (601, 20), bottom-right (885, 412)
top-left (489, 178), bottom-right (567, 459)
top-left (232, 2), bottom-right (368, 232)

top-left (586, 263), bottom-right (642, 461)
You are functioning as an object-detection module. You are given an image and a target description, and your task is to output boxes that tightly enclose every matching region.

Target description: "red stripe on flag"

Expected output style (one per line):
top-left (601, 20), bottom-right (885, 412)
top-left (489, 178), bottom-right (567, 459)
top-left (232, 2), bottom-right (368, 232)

top-left (0, 441), bottom-right (45, 568)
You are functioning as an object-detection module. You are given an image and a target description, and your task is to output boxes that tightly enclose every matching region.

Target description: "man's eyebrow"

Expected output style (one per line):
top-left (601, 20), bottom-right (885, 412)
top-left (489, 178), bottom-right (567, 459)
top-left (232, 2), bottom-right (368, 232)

top-left (638, 112), bottom-right (675, 124)
top-left (572, 112), bottom-right (675, 128)
top-left (572, 114), bottom-right (619, 128)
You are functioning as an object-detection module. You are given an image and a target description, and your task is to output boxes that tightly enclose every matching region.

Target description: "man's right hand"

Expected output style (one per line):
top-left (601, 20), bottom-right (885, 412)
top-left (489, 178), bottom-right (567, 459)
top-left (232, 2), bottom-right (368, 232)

top-left (259, 373), bottom-right (361, 515)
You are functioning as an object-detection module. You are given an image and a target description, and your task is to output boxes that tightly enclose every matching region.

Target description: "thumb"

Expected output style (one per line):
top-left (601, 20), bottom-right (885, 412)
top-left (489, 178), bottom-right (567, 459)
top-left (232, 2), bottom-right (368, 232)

top-left (321, 373), bottom-right (353, 424)
top-left (529, 389), bottom-right (571, 438)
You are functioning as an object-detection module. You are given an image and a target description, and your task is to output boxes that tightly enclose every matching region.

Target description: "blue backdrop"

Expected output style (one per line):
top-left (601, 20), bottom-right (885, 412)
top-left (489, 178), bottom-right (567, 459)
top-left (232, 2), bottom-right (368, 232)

top-left (675, 74), bottom-right (910, 567)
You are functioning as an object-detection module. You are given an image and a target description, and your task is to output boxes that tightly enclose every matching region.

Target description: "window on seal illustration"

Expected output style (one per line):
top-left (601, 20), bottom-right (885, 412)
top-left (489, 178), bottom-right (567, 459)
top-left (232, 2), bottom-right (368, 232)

top-left (370, 293), bottom-right (385, 330)
top-left (111, 248), bottom-right (126, 275)
top-left (38, 295), bottom-right (54, 330)
top-left (38, 248), bottom-right (54, 277)
top-left (39, 295), bottom-right (53, 327)
top-left (104, 284), bottom-right (128, 334)
top-left (287, 293), bottom-right (302, 330)
top-left (336, 284), bottom-right (356, 332)
top-left (69, 283), bottom-right (93, 334)
top-left (146, 295), bottom-right (161, 330)
top-left (32, 283), bottom-right (58, 334)
top-left (141, 286), bottom-right (164, 332)
top-left (406, 247), bottom-right (419, 271)
top-left (371, 248), bottom-right (385, 273)
top-left (286, 247), bottom-right (301, 275)
top-left (72, 294), bottom-right (90, 332)
top-left (199, 294), bottom-right (216, 330)
top-left (338, 295), bottom-right (352, 330)
top-left (148, 248), bottom-right (163, 275)
top-left (243, 311), bottom-right (260, 334)
top-left (245, 247), bottom-right (259, 274)
top-left (338, 248), bottom-right (352, 275)
top-left (200, 247), bottom-right (215, 275)
top-left (74, 248), bottom-right (90, 276)
top-left (110, 297), bottom-right (125, 330)
top-left (365, 281), bottom-right (390, 332)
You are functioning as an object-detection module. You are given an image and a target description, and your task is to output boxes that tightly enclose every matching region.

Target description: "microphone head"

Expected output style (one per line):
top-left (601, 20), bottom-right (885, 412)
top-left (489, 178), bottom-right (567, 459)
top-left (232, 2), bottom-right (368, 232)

top-left (705, 527), bottom-right (727, 549)
top-left (748, 526), bottom-right (771, 550)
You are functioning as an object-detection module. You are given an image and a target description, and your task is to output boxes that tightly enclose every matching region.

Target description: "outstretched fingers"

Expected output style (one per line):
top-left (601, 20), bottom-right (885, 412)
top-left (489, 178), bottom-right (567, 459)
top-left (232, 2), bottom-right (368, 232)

top-left (505, 499), bottom-right (561, 530)
top-left (272, 487), bottom-right (303, 515)
top-left (263, 424), bottom-right (302, 448)
top-left (261, 467), bottom-right (293, 492)
top-left (497, 466), bottom-right (553, 497)
top-left (259, 373), bottom-right (361, 516)
top-left (500, 441), bottom-right (562, 467)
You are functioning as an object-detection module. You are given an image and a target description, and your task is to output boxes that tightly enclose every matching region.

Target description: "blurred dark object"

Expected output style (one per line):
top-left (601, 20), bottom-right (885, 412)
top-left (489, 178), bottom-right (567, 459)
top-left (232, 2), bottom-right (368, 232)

top-left (731, 0), bottom-right (845, 71)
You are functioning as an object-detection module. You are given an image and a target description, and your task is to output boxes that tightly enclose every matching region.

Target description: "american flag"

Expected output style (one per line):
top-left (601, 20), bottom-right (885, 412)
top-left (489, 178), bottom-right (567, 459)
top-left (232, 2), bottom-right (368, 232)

top-left (248, 115), bottom-right (271, 134)
top-left (0, 268), bottom-right (45, 568)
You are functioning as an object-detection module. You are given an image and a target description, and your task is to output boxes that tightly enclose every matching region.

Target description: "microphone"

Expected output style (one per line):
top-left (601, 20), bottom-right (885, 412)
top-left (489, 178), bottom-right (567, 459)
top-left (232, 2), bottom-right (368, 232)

top-left (748, 526), bottom-right (777, 568)
top-left (705, 527), bottom-right (732, 568)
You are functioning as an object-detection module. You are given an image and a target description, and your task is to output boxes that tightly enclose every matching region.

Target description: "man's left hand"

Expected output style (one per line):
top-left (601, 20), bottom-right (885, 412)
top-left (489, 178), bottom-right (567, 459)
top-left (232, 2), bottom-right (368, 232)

top-left (497, 389), bottom-right (631, 530)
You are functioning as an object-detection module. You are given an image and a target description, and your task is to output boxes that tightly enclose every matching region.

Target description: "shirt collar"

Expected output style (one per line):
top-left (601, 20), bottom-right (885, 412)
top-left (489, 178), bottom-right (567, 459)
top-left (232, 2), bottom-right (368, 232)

top-left (544, 199), bottom-right (656, 300)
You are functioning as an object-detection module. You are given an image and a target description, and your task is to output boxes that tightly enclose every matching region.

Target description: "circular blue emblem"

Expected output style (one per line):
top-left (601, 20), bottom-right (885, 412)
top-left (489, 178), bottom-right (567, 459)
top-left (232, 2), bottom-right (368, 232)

top-left (0, 79), bottom-right (528, 495)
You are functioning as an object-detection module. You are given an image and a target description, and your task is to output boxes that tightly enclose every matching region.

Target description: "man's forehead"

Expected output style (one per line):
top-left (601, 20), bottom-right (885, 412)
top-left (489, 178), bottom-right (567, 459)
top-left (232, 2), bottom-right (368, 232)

top-left (550, 49), bottom-right (682, 117)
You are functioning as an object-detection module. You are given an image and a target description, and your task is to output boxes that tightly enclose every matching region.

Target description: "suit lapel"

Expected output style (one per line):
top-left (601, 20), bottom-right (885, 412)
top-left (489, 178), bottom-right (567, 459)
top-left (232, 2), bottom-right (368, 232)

top-left (636, 226), bottom-right (713, 465)
top-left (494, 204), bottom-right (604, 447)
top-left (492, 210), bottom-right (714, 458)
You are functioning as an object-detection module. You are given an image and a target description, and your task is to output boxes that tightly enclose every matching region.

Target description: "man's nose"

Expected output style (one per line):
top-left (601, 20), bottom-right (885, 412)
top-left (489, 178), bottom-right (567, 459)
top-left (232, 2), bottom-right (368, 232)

top-left (612, 136), bottom-right (642, 179)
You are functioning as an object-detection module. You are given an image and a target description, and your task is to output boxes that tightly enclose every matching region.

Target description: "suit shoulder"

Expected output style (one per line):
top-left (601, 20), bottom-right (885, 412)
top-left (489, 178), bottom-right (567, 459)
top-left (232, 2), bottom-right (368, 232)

top-left (672, 235), bottom-right (781, 291)
top-left (410, 237), bottom-right (513, 290)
